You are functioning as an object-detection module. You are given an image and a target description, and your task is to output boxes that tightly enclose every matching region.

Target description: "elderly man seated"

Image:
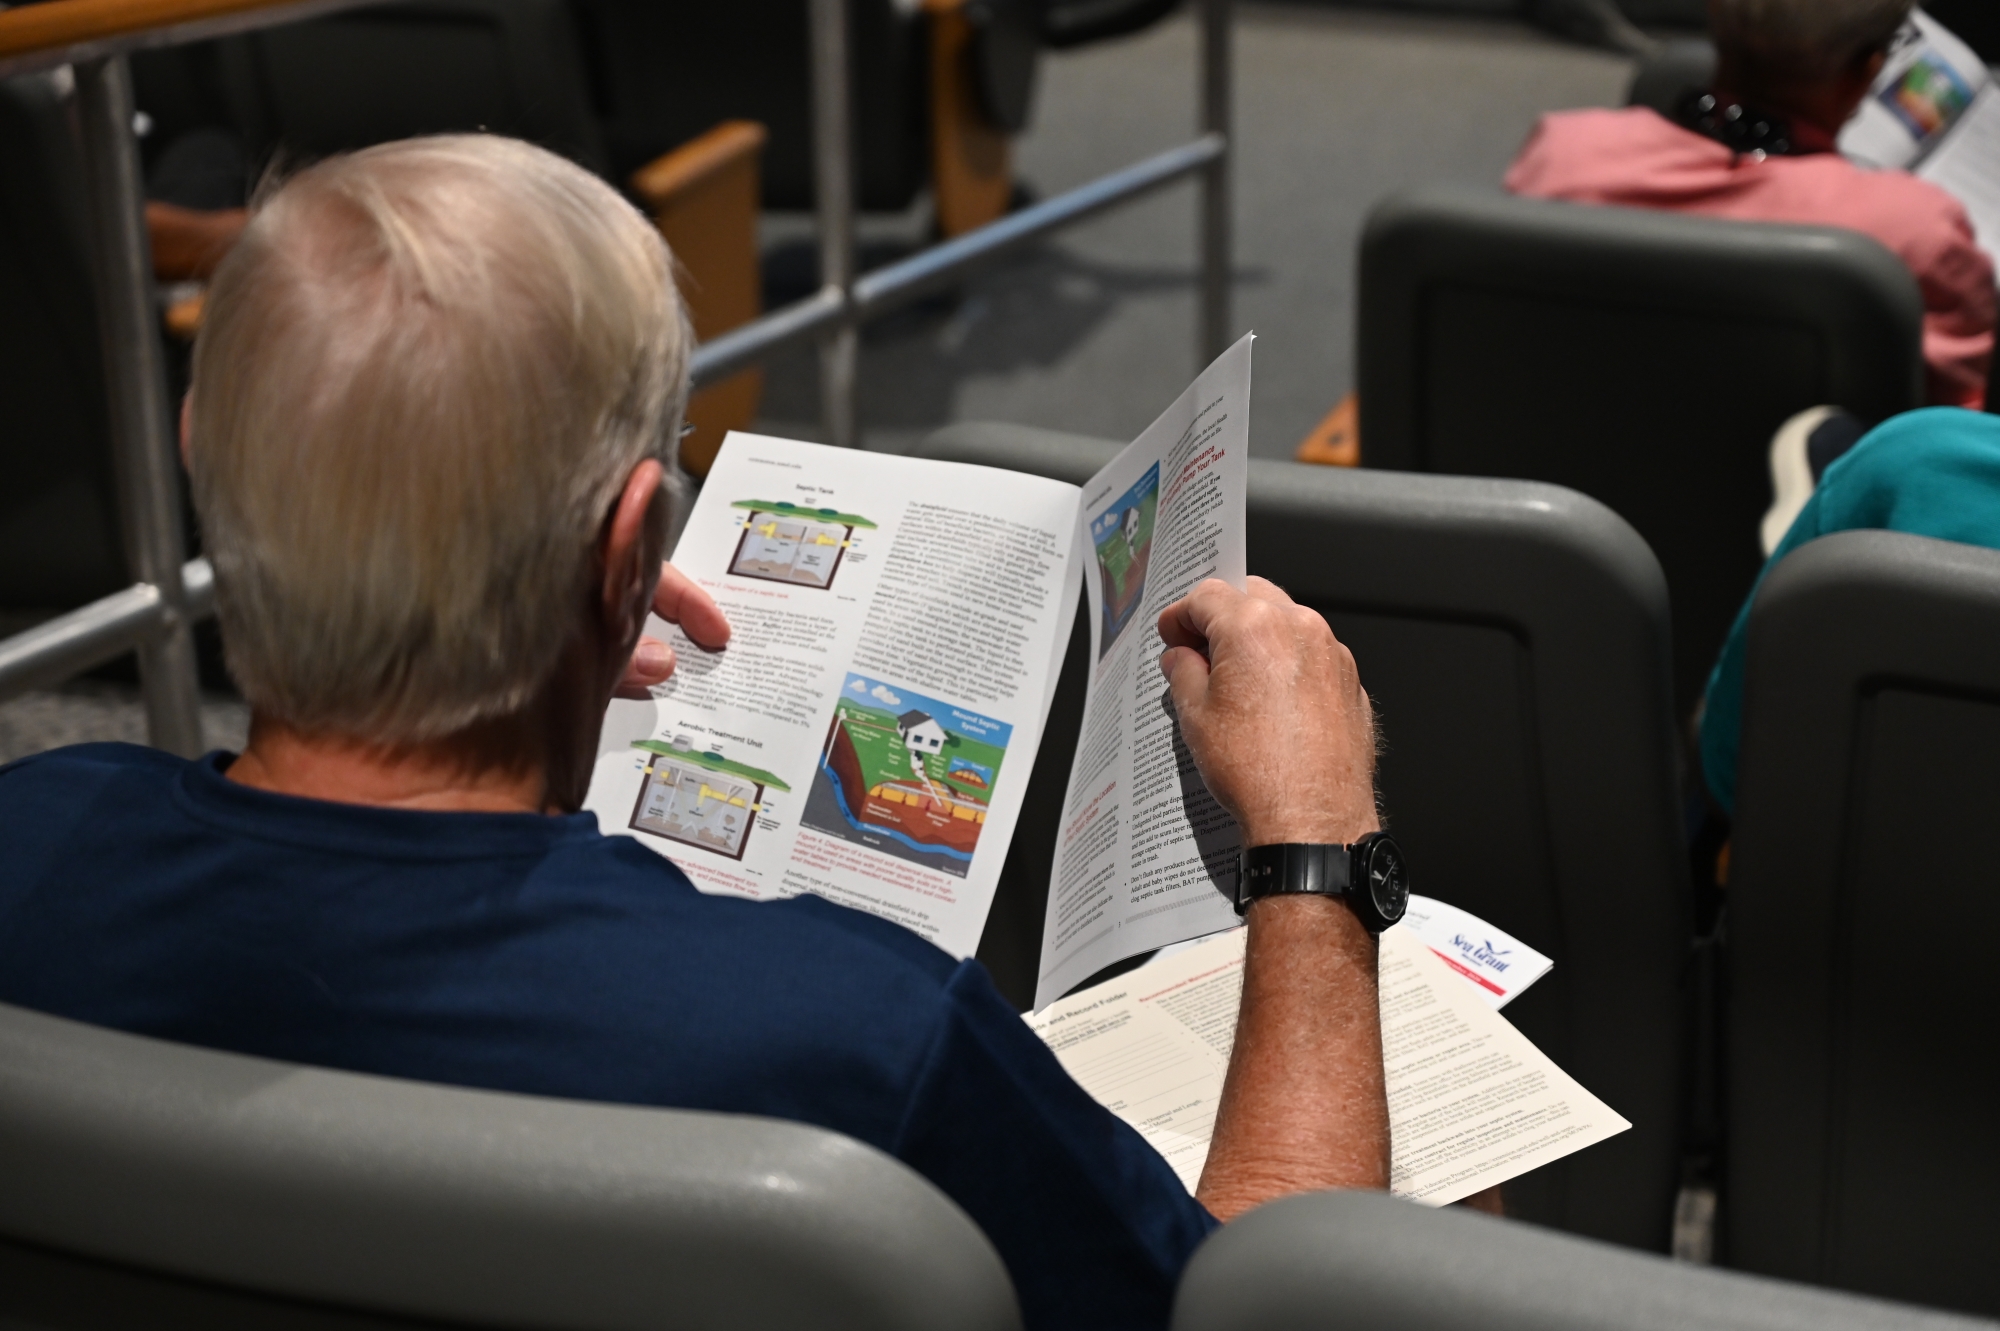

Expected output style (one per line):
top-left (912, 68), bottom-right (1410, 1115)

top-left (0, 137), bottom-right (1394, 1331)
top-left (1506, 0), bottom-right (1995, 409)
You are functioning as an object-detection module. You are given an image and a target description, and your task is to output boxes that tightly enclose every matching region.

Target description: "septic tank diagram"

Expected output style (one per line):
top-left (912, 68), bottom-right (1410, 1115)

top-left (727, 500), bottom-right (878, 590)
top-left (628, 737), bottom-right (791, 861)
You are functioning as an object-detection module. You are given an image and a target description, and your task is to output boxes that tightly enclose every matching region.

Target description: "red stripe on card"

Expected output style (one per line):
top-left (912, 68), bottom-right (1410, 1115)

top-left (1430, 949), bottom-right (1506, 996)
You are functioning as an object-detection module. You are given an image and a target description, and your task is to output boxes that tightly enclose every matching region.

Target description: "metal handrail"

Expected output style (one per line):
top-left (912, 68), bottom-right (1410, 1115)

top-left (0, 0), bottom-right (1234, 746)
top-left (0, 560), bottom-right (213, 701)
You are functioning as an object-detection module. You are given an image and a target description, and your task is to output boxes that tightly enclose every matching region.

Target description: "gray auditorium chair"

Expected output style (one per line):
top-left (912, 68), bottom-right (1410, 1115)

top-left (922, 422), bottom-right (1687, 1253)
top-left (0, 72), bottom-right (132, 627)
top-left (1172, 1189), bottom-right (1998, 1331)
top-left (1624, 35), bottom-right (1714, 117)
top-left (133, 0), bottom-right (610, 179)
top-left (1356, 184), bottom-right (1924, 714)
top-left (1723, 531), bottom-right (2000, 1318)
top-left (0, 1000), bottom-right (1020, 1331)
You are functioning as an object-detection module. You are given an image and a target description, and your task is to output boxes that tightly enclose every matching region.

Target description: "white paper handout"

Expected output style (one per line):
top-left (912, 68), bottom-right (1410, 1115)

top-left (1839, 9), bottom-right (2000, 256)
top-left (583, 334), bottom-right (1255, 967)
top-left (584, 438), bottom-right (1084, 958)
top-left (1028, 915), bottom-right (1628, 1205)
top-left (1035, 338), bottom-right (1253, 1006)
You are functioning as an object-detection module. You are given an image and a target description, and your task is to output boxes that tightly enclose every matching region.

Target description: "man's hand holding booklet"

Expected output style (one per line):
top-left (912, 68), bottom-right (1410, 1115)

top-left (583, 333), bottom-right (1627, 1207)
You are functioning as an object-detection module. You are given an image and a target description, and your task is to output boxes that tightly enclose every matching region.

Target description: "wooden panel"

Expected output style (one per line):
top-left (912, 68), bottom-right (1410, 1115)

top-left (631, 121), bottom-right (766, 480)
top-left (924, 0), bottom-right (1010, 239)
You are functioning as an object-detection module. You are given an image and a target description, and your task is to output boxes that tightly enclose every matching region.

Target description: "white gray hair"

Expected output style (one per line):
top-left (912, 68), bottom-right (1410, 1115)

top-left (1710, 0), bottom-right (1912, 81)
top-left (189, 134), bottom-right (688, 743)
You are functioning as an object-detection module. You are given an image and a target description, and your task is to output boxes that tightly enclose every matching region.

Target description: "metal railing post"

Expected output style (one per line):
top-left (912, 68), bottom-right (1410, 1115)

top-left (1199, 0), bottom-right (1233, 365)
top-left (74, 54), bottom-right (205, 756)
top-left (809, 0), bottom-right (859, 449)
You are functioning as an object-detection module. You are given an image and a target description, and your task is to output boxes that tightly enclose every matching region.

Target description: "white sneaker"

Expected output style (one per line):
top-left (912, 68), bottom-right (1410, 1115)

top-left (1761, 406), bottom-right (1839, 556)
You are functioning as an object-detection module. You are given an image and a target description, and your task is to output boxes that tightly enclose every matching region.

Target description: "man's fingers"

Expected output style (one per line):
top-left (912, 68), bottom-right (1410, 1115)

top-left (654, 564), bottom-right (731, 649)
top-left (1242, 575), bottom-right (1297, 607)
top-left (1158, 578), bottom-right (1242, 652)
top-left (1159, 644), bottom-right (1211, 716)
top-left (615, 637), bottom-right (676, 699)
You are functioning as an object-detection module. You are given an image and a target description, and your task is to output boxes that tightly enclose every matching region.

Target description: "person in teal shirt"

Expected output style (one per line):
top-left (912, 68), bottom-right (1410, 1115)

top-left (1701, 407), bottom-right (2000, 812)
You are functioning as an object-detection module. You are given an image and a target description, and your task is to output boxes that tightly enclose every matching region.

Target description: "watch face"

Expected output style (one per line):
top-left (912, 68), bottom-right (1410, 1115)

top-left (1365, 837), bottom-right (1410, 923)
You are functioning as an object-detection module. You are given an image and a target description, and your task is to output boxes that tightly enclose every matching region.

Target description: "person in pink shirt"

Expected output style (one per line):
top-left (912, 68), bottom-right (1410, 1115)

top-left (1506, 0), bottom-right (1995, 409)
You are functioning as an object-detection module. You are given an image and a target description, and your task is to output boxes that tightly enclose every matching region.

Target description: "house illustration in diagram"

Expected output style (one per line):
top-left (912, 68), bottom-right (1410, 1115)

top-left (802, 674), bottom-right (1013, 879)
top-left (727, 500), bottom-right (878, 590)
top-left (628, 736), bottom-right (791, 861)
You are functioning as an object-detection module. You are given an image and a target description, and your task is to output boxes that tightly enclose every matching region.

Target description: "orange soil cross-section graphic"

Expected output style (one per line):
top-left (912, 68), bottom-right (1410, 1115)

top-left (800, 673), bottom-right (1012, 879)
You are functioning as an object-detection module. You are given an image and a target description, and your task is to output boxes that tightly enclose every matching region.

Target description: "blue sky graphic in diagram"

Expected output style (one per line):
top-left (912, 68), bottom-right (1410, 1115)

top-left (1090, 462), bottom-right (1158, 660)
top-left (803, 673), bottom-right (1014, 877)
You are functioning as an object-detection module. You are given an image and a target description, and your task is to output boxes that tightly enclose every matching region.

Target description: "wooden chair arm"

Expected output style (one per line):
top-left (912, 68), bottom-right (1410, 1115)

top-left (629, 121), bottom-right (768, 480)
top-left (629, 121), bottom-right (768, 217)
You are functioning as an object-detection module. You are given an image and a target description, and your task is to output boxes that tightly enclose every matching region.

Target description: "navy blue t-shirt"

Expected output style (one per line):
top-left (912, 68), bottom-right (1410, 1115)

top-left (0, 744), bottom-right (1216, 1329)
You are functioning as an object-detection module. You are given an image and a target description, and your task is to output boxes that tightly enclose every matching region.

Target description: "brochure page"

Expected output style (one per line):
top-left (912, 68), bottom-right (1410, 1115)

top-left (584, 434), bottom-right (1081, 959)
top-left (1028, 913), bottom-right (1628, 1205)
top-left (1839, 9), bottom-right (1990, 171)
top-left (1034, 334), bottom-right (1255, 1008)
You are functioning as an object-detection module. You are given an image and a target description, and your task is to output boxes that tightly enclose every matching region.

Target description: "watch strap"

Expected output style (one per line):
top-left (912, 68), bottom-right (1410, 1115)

top-left (1235, 842), bottom-right (1352, 916)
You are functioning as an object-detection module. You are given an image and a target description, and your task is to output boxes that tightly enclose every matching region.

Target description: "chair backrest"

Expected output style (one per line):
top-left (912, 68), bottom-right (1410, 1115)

top-left (1625, 35), bottom-right (1714, 116)
top-left (1172, 1189), bottom-right (1998, 1331)
top-left (566, 0), bottom-right (928, 207)
top-left (137, 0), bottom-right (609, 178)
top-left (1356, 184), bottom-right (1925, 714)
top-left (0, 1000), bottom-right (1021, 1331)
top-left (920, 422), bottom-right (1689, 1253)
top-left (0, 71), bottom-right (130, 620)
top-left (1724, 530), bottom-right (2000, 1318)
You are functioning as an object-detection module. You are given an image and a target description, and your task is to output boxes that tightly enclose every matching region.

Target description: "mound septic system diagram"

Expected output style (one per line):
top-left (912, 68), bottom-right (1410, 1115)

top-left (802, 674), bottom-right (1012, 879)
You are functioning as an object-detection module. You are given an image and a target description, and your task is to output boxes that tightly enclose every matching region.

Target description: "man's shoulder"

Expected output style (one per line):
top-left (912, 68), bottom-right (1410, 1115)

top-left (1, 740), bottom-right (183, 783)
top-left (0, 741), bottom-right (182, 833)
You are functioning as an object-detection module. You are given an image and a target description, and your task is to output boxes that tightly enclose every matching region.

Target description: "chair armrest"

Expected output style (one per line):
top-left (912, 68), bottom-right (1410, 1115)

top-left (1173, 1190), bottom-right (1994, 1331)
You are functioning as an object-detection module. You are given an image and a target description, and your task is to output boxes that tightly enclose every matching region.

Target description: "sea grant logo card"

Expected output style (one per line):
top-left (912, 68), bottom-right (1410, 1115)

top-left (1396, 894), bottom-right (1552, 1010)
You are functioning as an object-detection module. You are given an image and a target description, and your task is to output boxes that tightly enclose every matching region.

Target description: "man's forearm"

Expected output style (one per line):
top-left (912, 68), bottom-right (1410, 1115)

top-left (1195, 894), bottom-right (1389, 1221)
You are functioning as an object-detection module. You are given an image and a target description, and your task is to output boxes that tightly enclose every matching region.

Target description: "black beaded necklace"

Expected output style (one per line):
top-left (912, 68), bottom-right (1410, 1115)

top-left (1673, 90), bottom-right (1813, 160)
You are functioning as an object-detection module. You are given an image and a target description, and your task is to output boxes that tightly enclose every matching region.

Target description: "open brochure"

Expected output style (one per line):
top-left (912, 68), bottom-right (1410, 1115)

top-left (1840, 8), bottom-right (2000, 256)
top-left (1028, 908), bottom-right (1629, 1204)
top-left (584, 334), bottom-right (1253, 965)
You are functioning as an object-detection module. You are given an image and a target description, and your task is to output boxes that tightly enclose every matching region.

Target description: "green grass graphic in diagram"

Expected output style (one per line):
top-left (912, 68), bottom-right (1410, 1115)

top-left (802, 674), bottom-right (1013, 879)
top-left (628, 739), bottom-right (791, 862)
top-left (727, 500), bottom-right (878, 591)
top-left (1089, 462), bottom-right (1158, 660)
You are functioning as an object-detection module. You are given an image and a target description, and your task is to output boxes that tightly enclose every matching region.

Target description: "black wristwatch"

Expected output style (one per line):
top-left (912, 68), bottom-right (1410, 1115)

top-left (1234, 833), bottom-right (1409, 934)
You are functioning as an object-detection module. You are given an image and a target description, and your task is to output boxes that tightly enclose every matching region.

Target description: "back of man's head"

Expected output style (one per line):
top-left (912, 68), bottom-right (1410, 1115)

top-left (189, 135), bottom-right (687, 745)
top-left (1709, 0), bottom-right (1911, 84)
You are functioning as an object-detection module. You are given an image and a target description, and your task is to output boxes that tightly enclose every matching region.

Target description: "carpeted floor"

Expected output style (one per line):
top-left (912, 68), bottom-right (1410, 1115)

top-left (0, 682), bottom-right (248, 766)
top-left (750, 3), bottom-right (1635, 459)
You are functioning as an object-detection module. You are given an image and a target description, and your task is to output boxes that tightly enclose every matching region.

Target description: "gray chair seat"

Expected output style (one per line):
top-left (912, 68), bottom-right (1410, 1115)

top-left (0, 999), bottom-right (1020, 1331)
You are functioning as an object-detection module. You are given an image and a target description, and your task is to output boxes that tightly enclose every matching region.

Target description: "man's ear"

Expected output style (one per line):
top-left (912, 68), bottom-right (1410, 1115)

top-left (601, 458), bottom-right (667, 637)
